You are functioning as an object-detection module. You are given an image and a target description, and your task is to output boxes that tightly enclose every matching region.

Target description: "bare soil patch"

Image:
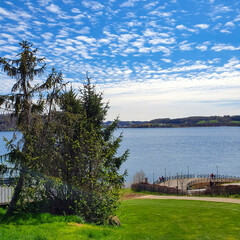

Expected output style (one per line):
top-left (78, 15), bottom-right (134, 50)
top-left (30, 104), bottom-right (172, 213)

top-left (68, 223), bottom-right (84, 227)
top-left (121, 193), bottom-right (143, 200)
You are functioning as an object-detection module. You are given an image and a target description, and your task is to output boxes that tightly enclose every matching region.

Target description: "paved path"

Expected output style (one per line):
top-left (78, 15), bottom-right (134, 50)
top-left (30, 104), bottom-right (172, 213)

top-left (135, 194), bottom-right (240, 204)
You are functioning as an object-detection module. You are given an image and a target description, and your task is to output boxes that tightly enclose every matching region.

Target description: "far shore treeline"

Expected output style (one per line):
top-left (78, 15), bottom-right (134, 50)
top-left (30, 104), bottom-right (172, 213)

top-left (105, 115), bottom-right (240, 128)
top-left (1, 115), bottom-right (240, 131)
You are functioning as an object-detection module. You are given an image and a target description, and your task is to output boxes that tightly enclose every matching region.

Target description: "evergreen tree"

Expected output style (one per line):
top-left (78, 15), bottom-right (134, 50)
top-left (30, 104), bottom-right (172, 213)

top-left (0, 41), bottom-right (46, 214)
top-left (0, 42), bottom-right (128, 223)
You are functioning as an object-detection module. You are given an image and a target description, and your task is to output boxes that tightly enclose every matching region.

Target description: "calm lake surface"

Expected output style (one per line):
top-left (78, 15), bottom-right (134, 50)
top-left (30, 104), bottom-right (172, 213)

top-left (1, 127), bottom-right (240, 183)
top-left (116, 127), bottom-right (240, 183)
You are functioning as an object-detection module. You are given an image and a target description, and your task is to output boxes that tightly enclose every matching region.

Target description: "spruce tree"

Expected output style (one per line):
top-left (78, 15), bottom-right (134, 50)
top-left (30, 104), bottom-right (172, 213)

top-left (0, 41), bottom-right (46, 214)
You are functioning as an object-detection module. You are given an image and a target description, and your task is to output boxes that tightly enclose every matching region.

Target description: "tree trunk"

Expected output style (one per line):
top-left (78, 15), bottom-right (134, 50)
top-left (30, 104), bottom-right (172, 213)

top-left (6, 169), bottom-right (24, 215)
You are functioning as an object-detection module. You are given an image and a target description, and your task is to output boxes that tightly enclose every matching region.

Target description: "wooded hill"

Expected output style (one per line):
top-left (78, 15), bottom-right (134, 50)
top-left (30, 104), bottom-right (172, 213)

top-left (105, 115), bottom-right (240, 128)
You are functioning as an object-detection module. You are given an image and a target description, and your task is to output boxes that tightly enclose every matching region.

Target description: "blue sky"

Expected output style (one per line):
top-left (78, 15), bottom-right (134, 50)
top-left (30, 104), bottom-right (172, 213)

top-left (0, 0), bottom-right (240, 120)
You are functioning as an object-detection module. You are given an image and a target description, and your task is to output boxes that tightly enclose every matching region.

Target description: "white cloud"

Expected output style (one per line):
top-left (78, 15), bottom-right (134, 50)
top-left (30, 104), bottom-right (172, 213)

top-left (127, 20), bottom-right (142, 27)
top-left (149, 37), bottom-right (175, 45)
top-left (220, 29), bottom-right (231, 34)
top-left (222, 57), bottom-right (240, 69)
top-left (4, 1), bottom-right (13, 5)
top-left (209, 4), bottom-right (232, 18)
top-left (56, 29), bottom-right (69, 38)
top-left (124, 48), bottom-right (136, 54)
top-left (234, 15), bottom-right (240, 22)
top-left (118, 34), bottom-right (136, 43)
top-left (46, 4), bottom-right (62, 14)
top-left (73, 14), bottom-right (85, 20)
top-left (102, 65), bottom-right (240, 120)
top-left (0, 45), bottom-right (19, 52)
top-left (194, 24), bottom-right (209, 29)
top-left (212, 23), bottom-right (222, 31)
top-left (41, 32), bottom-right (54, 40)
top-left (144, 1), bottom-right (158, 10)
top-left (224, 21), bottom-right (235, 27)
top-left (38, 0), bottom-right (52, 7)
top-left (0, 33), bottom-right (18, 44)
top-left (138, 47), bottom-right (151, 53)
top-left (161, 58), bottom-right (171, 63)
top-left (211, 44), bottom-right (240, 51)
top-left (33, 21), bottom-right (44, 26)
top-left (196, 41), bottom-right (210, 51)
top-left (131, 38), bottom-right (145, 48)
top-left (62, 0), bottom-right (73, 4)
top-left (176, 24), bottom-right (196, 32)
top-left (0, 7), bottom-right (19, 21)
top-left (124, 69), bottom-right (133, 74)
top-left (124, 12), bottom-right (136, 19)
top-left (76, 36), bottom-right (96, 44)
top-left (0, 40), bottom-right (7, 45)
top-left (65, 46), bottom-right (76, 52)
top-left (176, 24), bottom-right (187, 30)
top-left (82, 1), bottom-right (104, 11)
top-left (144, 28), bottom-right (158, 37)
top-left (196, 44), bottom-right (208, 51)
top-left (179, 41), bottom-right (194, 51)
top-left (149, 10), bottom-right (172, 18)
top-left (120, 0), bottom-right (138, 7)
top-left (152, 46), bottom-right (171, 55)
top-left (71, 8), bottom-right (81, 13)
top-left (77, 27), bottom-right (90, 34)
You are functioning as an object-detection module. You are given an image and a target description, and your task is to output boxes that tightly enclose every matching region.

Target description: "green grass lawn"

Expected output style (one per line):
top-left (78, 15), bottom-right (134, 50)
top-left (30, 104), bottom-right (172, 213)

top-left (1, 199), bottom-right (240, 240)
top-left (231, 121), bottom-right (240, 124)
top-left (197, 120), bottom-right (218, 124)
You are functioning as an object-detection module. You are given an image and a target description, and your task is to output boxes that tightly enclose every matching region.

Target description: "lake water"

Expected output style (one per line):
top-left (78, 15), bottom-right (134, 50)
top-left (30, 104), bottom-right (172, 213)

top-left (116, 127), bottom-right (240, 183)
top-left (1, 127), bottom-right (240, 183)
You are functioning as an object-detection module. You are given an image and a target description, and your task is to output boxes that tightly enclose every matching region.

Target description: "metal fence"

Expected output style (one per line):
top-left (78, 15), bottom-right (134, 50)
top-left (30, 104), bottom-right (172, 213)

top-left (0, 166), bottom-right (19, 205)
top-left (0, 178), bottom-right (16, 205)
top-left (2, 173), bottom-right (240, 204)
top-left (0, 186), bottom-right (14, 205)
top-left (154, 173), bottom-right (240, 185)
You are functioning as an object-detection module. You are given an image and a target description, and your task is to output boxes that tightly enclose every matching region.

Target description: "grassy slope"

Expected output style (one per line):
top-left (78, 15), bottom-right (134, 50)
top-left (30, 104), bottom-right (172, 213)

top-left (1, 199), bottom-right (240, 240)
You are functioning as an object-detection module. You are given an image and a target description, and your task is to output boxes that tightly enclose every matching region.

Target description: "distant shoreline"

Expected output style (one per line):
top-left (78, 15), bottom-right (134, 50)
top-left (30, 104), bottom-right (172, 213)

top-left (104, 115), bottom-right (240, 128)
top-left (118, 125), bottom-right (240, 129)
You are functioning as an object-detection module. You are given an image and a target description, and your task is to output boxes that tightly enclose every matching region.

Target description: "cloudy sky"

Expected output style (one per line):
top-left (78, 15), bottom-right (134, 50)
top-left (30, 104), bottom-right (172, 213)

top-left (0, 0), bottom-right (240, 120)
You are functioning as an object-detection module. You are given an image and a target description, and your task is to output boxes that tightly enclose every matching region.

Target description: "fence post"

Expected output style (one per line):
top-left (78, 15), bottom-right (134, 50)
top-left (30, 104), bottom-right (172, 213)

top-left (177, 173), bottom-right (179, 196)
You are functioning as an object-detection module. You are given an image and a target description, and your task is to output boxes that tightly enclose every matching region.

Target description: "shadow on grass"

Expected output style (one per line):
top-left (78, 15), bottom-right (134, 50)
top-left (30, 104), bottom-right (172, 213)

top-left (0, 206), bottom-right (84, 225)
